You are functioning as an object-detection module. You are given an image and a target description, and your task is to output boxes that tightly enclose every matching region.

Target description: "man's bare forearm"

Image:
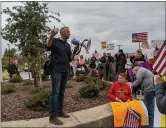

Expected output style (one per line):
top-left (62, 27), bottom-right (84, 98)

top-left (47, 36), bottom-right (54, 47)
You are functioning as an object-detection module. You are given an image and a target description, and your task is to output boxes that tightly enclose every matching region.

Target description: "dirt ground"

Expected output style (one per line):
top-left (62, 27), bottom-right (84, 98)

top-left (1, 80), bottom-right (111, 122)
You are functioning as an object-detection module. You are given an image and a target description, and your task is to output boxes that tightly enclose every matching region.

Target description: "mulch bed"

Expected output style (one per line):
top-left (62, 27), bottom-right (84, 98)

top-left (1, 79), bottom-right (111, 122)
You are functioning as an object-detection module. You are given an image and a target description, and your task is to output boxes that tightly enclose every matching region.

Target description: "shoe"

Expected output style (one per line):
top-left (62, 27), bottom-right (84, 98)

top-left (49, 117), bottom-right (63, 125)
top-left (57, 112), bottom-right (70, 118)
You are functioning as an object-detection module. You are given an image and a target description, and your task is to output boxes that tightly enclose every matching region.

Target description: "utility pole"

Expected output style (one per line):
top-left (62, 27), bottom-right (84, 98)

top-left (116, 45), bottom-right (122, 50)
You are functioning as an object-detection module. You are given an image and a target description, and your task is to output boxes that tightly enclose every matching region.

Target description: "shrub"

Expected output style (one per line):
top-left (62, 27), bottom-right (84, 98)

top-left (98, 81), bottom-right (109, 90)
top-left (25, 89), bottom-right (49, 111)
top-left (9, 74), bottom-right (23, 83)
top-left (2, 65), bottom-right (7, 72)
top-left (22, 80), bottom-right (33, 86)
top-left (79, 85), bottom-right (99, 98)
top-left (76, 76), bottom-right (87, 82)
top-left (84, 77), bottom-right (109, 90)
top-left (84, 77), bottom-right (91, 84)
top-left (28, 87), bottom-right (41, 94)
top-left (2, 71), bottom-right (10, 80)
top-left (66, 81), bottom-right (73, 88)
top-left (84, 77), bottom-right (97, 83)
top-left (1, 84), bottom-right (15, 94)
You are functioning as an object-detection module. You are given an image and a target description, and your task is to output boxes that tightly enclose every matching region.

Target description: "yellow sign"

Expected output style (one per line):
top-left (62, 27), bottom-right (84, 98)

top-left (101, 41), bottom-right (107, 49)
top-left (161, 114), bottom-right (166, 127)
top-left (163, 76), bottom-right (166, 81)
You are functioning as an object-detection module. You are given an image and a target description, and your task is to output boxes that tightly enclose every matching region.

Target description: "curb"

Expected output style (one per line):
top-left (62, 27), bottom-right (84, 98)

top-left (1, 103), bottom-right (113, 127)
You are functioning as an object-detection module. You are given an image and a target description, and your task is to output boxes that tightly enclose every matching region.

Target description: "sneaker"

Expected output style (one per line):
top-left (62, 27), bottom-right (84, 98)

top-left (49, 117), bottom-right (63, 125)
top-left (57, 112), bottom-right (70, 118)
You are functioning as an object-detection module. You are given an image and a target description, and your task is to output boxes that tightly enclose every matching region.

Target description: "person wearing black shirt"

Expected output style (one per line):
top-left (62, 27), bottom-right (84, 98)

top-left (130, 49), bottom-right (146, 65)
top-left (115, 49), bottom-right (126, 73)
top-left (100, 52), bottom-right (107, 63)
top-left (46, 27), bottom-right (77, 125)
top-left (90, 56), bottom-right (97, 69)
top-left (107, 53), bottom-right (115, 63)
top-left (7, 61), bottom-right (18, 78)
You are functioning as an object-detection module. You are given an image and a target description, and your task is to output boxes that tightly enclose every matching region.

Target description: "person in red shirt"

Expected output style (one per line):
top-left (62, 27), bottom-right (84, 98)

top-left (108, 73), bottom-right (132, 102)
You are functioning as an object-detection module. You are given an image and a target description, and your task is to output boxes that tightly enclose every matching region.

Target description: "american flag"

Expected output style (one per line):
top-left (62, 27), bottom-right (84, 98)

top-left (132, 32), bottom-right (148, 43)
top-left (141, 41), bottom-right (150, 49)
top-left (152, 41), bottom-right (166, 76)
top-left (123, 109), bottom-right (141, 128)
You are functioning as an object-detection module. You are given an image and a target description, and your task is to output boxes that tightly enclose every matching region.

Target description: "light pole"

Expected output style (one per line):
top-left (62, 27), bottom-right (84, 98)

top-left (116, 45), bottom-right (122, 50)
top-left (7, 44), bottom-right (10, 65)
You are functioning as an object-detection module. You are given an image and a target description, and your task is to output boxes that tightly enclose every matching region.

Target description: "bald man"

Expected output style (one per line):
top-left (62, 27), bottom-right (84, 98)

top-left (47, 27), bottom-right (77, 125)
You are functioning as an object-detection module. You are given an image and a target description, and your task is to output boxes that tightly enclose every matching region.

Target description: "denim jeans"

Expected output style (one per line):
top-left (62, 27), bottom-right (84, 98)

top-left (143, 91), bottom-right (155, 122)
top-left (49, 69), bottom-right (68, 119)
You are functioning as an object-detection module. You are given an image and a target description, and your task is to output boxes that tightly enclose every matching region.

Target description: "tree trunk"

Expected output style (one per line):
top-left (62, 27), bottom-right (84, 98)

top-left (28, 60), bottom-right (30, 80)
top-left (32, 63), bottom-right (38, 87)
top-left (31, 56), bottom-right (42, 88)
top-left (38, 56), bottom-right (42, 87)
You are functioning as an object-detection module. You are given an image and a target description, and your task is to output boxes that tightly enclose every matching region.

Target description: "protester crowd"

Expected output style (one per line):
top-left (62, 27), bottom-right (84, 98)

top-left (70, 48), bottom-right (152, 80)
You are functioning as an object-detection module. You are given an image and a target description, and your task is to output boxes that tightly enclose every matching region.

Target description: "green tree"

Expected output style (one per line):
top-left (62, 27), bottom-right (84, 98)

top-left (4, 48), bottom-right (17, 57)
top-left (1, 1), bottom-right (59, 86)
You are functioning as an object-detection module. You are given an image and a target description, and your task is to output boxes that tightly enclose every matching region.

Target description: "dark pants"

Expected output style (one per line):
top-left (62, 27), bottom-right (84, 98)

top-left (143, 91), bottom-right (155, 126)
top-left (9, 71), bottom-right (20, 78)
top-left (9, 73), bottom-right (13, 78)
top-left (49, 69), bottom-right (68, 119)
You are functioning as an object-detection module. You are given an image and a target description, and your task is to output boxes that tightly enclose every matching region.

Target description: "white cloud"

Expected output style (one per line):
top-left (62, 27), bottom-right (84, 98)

top-left (1, 1), bottom-right (165, 57)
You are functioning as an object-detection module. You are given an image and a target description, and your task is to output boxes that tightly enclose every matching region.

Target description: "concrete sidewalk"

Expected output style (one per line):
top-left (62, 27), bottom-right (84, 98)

top-left (1, 103), bottom-right (113, 127)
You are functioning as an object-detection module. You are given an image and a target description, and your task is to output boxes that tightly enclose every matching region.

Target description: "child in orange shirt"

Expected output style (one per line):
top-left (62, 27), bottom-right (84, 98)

top-left (108, 73), bottom-right (132, 102)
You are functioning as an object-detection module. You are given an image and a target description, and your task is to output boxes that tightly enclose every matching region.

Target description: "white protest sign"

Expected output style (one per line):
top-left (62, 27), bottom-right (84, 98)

top-left (144, 49), bottom-right (154, 59)
top-left (151, 40), bottom-right (164, 49)
top-left (107, 43), bottom-right (115, 50)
